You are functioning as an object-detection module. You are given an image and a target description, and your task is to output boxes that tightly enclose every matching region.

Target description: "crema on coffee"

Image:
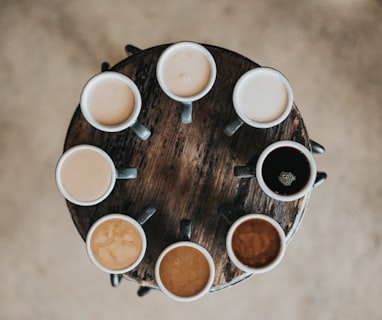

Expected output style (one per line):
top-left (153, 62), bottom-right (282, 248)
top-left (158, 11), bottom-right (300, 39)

top-left (158, 245), bottom-right (211, 297)
top-left (231, 218), bottom-right (281, 268)
top-left (90, 218), bottom-right (143, 270)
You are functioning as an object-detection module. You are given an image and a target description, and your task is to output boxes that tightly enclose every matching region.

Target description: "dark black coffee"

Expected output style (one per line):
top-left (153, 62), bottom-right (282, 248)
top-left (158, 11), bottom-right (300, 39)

top-left (261, 147), bottom-right (310, 196)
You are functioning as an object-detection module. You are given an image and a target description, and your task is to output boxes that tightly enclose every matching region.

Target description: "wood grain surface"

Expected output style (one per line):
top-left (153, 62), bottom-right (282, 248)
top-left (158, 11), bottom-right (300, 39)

top-left (63, 43), bottom-right (311, 291)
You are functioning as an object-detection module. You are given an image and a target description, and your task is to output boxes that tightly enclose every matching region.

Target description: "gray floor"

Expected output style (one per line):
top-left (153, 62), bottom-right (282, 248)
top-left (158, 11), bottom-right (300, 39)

top-left (1, 0), bottom-right (381, 319)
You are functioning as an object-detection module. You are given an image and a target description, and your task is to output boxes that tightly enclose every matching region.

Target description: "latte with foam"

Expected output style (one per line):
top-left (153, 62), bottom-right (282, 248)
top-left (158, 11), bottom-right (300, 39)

top-left (90, 217), bottom-right (143, 271)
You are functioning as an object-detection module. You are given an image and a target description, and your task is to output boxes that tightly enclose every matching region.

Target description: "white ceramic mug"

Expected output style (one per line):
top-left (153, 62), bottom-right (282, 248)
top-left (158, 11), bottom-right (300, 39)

top-left (256, 140), bottom-right (317, 201)
top-left (55, 144), bottom-right (137, 206)
top-left (226, 214), bottom-right (286, 274)
top-left (224, 67), bottom-right (294, 136)
top-left (234, 141), bottom-right (317, 201)
top-left (80, 71), bottom-right (151, 140)
top-left (156, 42), bottom-right (217, 124)
top-left (86, 214), bottom-right (147, 274)
top-left (155, 241), bottom-right (215, 302)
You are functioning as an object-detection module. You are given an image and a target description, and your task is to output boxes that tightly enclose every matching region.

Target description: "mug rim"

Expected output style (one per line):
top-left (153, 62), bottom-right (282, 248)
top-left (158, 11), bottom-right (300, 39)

top-left (80, 71), bottom-right (142, 132)
top-left (256, 140), bottom-right (317, 201)
top-left (156, 41), bottom-right (217, 103)
top-left (85, 213), bottom-right (147, 274)
top-left (226, 214), bottom-right (286, 274)
top-left (55, 144), bottom-right (116, 206)
top-left (233, 67), bottom-right (294, 128)
top-left (154, 241), bottom-right (215, 302)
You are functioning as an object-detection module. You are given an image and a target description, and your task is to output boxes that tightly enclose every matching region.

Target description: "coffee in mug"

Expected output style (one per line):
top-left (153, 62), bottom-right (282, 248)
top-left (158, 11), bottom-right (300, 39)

top-left (55, 145), bottom-right (137, 206)
top-left (226, 214), bottom-right (286, 274)
top-left (224, 67), bottom-right (293, 136)
top-left (86, 214), bottom-right (147, 274)
top-left (155, 242), bottom-right (215, 302)
top-left (156, 42), bottom-right (217, 123)
top-left (256, 140), bottom-right (317, 201)
top-left (80, 71), bottom-right (151, 139)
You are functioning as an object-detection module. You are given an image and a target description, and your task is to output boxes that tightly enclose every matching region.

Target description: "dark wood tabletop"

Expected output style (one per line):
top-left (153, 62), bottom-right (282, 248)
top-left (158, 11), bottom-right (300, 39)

top-left (63, 43), bottom-right (312, 293)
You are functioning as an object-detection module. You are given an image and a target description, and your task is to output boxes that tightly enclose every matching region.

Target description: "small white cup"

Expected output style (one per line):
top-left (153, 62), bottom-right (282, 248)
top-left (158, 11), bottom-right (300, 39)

top-left (80, 71), bottom-right (151, 140)
top-left (155, 241), bottom-right (215, 302)
top-left (55, 144), bottom-right (137, 206)
top-left (86, 214), bottom-right (147, 274)
top-left (224, 67), bottom-right (294, 136)
top-left (156, 42), bottom-right (217, 124)
top-left (256, 141), bottom-right (317, 202)
top-left (226, 214), bottom-right (286, 274)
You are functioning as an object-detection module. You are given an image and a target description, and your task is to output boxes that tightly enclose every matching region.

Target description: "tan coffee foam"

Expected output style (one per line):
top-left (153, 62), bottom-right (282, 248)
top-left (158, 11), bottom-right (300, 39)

top-left (90, 218), bottom-right (142, 270)
top-left (159, 246), bottom-right (210, 297)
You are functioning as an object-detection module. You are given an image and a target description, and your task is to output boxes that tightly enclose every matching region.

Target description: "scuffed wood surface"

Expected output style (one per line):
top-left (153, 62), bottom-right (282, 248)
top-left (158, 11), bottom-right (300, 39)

top-left (63, 44), bottom-right (310, 290)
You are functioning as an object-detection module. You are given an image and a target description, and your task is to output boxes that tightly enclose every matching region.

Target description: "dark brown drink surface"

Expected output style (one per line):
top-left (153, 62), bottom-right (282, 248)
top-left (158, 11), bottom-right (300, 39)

top-left (262, 147), bottom-right (310, 196)
top-left (232, 219), bottom-right (281, 268)
top-left (159, 246), bottom-right (210, 297)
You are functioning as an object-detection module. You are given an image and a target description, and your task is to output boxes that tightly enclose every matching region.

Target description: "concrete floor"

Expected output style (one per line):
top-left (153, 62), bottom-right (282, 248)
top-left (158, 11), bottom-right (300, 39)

top-left (1, 0), bottom-right (381, 319)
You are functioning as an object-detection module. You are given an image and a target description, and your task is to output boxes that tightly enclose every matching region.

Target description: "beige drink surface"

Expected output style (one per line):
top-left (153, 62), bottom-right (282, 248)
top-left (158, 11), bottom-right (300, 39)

top-left (87, 77), bottom-right (135, 126)
top-left (161, 47), bottom-right (211, 97)
top-left (237, 72), bottom-right (288, 123)
top-left (159, 246), bottom-right (210, 297)
top-left (60, 148), bottom-right (112, 202)
top-left (90, 218), bottom-right (142, 270)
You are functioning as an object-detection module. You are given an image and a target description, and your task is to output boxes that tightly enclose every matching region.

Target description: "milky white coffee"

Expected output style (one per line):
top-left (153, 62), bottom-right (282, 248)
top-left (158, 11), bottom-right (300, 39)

top-left (161, 45), bottom-right (212, 97)
top-left (59, 147), bottom-right (113, 203)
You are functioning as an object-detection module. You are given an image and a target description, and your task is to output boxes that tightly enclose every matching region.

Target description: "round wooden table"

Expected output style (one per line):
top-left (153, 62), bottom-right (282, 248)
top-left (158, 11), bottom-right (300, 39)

top-left (63, 43), bottom-right (316, 294)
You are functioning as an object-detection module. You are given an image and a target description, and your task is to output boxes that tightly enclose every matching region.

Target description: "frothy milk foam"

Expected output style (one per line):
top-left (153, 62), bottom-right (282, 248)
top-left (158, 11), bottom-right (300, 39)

top-left (87, 77), bottom-right (135, 126)
top-left (161, 46), bottom-right (211, 97)
top-left (60, 148), bottom-right (112, 202)
top-left (237, 71), bottom-right (288, 123)
top-left (90, 218), bottom-right (142, 270)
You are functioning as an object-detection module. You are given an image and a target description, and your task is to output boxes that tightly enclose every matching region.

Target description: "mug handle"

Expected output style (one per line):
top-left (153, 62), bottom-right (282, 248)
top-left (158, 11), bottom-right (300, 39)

top-left (131, 121), bottom-right (151, 141)
top-left (218, 205), bottom-right (237, 225)
top-left (136, 205), bottom-right (157, 225)
top-left (116, 168), bottom-right (137, 180)
top-left (125, 44), bottom-right (142, 56)
top-left (234, 166), bottom-right (254, 178)
top-left (313, 171), bottom-right (327, 188)
top-left (179, 219), bottom-right (191, 241)
top-left (223, 116), bottom-right (244, 137)
top-left (101, 62), bottom-right (110, 72)
top-left (310, 139), bottom-right (325, 154)
top-left (181, 102), bottom-right (193, 124)
top-left (110, 274), bottom-right (122, 287)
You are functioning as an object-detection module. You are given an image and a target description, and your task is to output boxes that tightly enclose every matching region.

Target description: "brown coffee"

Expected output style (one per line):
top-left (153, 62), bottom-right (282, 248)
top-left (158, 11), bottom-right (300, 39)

top-left (159, 246), bottom-right (210, 297)
top-left (90, 218), bottom-right (142, 270)
top-left (231, 218), bottom-right (281, 268)
top-left (60, 148), bottom-right (113, 202)
top-left (87, 77), bottom-right (135, 126)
